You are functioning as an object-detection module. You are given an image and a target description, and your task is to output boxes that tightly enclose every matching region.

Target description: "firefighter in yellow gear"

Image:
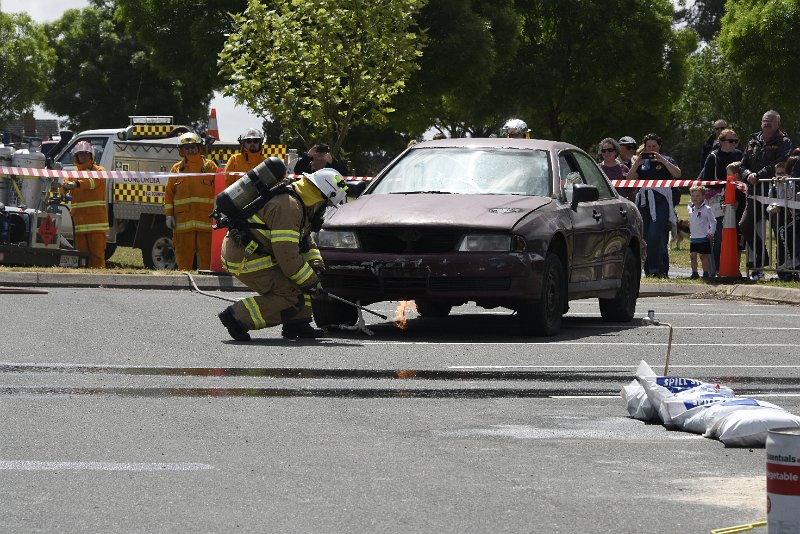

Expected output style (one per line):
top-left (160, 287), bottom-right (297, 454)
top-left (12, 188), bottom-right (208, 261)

top-left (60, 140), bottom-right (109, 268)
top-left (217, 166), bottom-right (348, 340)
top-left (165, 132), bottom-right (217, 271)
top-left (223, 128), bottom-right (266, 188)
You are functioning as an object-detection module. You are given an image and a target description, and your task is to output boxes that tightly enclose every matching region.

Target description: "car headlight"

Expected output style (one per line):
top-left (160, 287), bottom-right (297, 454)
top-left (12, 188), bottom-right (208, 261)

top-left (318, 230), bottom-right (360, 249)
top-left (458, 234), bottom-right (512, 252)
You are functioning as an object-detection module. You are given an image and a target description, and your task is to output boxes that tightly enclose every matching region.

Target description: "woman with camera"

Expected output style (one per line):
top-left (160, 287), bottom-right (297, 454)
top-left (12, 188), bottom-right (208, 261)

top-left (627, 133), bottom-right (682, 278)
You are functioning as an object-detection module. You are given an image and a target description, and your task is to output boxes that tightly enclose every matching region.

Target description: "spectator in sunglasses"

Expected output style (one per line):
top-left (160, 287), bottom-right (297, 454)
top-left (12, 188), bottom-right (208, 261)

top-left (701, 128), bottom-right (744, 275)
top-left (598, 138), bottom-right (634, 201)
top-left (700, 119), bottom-right (728, 169)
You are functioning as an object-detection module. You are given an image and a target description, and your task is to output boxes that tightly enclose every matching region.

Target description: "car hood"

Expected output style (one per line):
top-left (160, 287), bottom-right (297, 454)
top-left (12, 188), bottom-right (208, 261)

top-left (324, 193), bottom-right (552, 230)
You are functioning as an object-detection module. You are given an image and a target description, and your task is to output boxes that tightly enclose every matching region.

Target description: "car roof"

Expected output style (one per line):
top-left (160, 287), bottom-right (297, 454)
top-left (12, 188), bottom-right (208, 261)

top-left (411, 137), bottom-right (579, 151)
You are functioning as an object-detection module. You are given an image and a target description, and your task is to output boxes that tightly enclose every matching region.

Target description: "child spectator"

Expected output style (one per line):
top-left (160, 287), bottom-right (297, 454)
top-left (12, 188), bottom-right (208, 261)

top-left (688, 185), bottom-right (716, 279)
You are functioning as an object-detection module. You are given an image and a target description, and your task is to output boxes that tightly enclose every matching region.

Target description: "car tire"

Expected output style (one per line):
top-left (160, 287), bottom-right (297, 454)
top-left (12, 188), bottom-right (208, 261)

top-left (141, 223), bottom-right (176, 270)
top-left (312, 297), bottom-right (358, 327)
top-left (415, 301), bottom-right (452, 318)
top-left (599, 248), bottom-right (640, 322)
top-left (519, 252), bottom-right (564, 336)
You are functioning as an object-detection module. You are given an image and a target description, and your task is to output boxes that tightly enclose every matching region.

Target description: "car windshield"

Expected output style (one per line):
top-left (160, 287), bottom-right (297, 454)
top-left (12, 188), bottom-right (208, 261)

top-left (370, 147), bottom-right (552, 196)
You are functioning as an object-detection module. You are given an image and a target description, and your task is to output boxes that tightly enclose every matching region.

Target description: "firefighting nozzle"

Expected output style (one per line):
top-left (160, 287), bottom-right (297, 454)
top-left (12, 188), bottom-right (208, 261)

top-left (214, 157), bottom-right (287, 220)
top-left (165, 216), bottom-right (176, 230)
top-left (324, 292), bottom-right (388, 320)
top-left (61, 181), bottom-right (77, 190)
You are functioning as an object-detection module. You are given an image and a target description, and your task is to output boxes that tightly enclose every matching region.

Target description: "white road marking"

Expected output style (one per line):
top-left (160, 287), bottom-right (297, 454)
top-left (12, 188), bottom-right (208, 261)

top-left (567, 312), bottom-right (800, 317)
top-left (562, 325), bottom-right (800, 330)
top-left (450, 365), bottom-right (800, 369)
top-left (550, 395), bottom-right (618, 399)
top-left (0, 460), bottom-right (214, 471)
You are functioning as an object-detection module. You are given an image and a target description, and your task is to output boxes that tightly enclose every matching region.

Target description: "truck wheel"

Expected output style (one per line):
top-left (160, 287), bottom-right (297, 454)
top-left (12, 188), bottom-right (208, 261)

top-left (141, 223), bottom-right (175, 270)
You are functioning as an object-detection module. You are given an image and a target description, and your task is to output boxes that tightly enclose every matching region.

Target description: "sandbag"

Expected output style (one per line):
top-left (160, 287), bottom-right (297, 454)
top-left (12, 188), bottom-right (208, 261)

top-left (620, 379), bottom-right (657, 421)
top-left (660, 388), bottom-right (735, 428)
top-left (704, 406), bottom-right (800, 447)
top-left (682, 398), bottom-right (783, 435)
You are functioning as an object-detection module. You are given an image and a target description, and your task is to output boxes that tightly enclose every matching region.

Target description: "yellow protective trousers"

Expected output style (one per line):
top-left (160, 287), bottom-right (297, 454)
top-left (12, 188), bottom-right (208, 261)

top-left (229, 266), bottom-right (312, 331)
top-left (173, 230), bottom-right (211, 271)
top-left (74, 232), bottom-right (107, 268)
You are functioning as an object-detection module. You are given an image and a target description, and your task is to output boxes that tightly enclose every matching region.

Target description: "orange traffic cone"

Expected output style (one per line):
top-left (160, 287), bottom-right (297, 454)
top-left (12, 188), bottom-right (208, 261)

top-left (718, 174), bottom-right (742, 279)
top-left (207, 108), bottom-right (220, 141)
top-left (208, 171), bottom-right (228, 274)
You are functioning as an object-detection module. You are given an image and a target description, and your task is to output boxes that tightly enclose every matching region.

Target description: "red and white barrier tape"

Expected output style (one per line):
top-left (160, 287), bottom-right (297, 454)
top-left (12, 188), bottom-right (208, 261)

top-left (0, 166), bottom-right (374, 183)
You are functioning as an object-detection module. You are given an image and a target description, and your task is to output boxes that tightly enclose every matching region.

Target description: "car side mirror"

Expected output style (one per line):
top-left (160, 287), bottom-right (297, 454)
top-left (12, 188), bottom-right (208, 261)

top-left (570, 184), bottom-right (599, 211)
top-left (345, 180), bottom-right (368, 198)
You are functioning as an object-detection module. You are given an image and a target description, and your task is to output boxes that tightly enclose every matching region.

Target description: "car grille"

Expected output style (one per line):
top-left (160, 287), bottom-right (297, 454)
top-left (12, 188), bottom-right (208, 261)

top-left (357, 228), bottom-right (460, 253)
top-left (329, 275), bottom-right (511, 293)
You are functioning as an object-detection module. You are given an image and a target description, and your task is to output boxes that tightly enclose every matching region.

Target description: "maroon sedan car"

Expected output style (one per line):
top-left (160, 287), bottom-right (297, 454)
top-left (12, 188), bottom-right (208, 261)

top-left (314, 138), bottom-right (644, 336)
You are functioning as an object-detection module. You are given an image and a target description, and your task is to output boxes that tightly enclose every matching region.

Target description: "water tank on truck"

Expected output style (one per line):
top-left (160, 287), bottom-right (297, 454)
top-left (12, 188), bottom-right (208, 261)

top-left (11, 140), bottom-right (47, 209)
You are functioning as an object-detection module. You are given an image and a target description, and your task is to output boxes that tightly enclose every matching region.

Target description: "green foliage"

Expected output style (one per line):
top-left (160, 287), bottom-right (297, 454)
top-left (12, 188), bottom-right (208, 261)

top-left (114, 0), bottom-right (247, 99)
top-left (0, 11), bottom-right (55, 125)
top-left (718, 0), bottom-right (800, 129)
top-left (219, 0), bottom-right (426, 155)
top-left (674, 0), bottom-right (727, 41)
top-left (514, 0), bottom-right (697, 149)
top-left (42, 2), bottom-right (211, 130)
top-left (391, 0), bottom-right (521, 138)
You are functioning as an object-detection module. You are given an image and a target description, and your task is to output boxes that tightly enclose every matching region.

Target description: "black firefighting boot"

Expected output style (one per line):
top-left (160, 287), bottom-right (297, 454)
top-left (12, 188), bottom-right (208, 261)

top-left (218, 307), bottom-right (251, 341)
top-left (281, 320), bottom-right (324, 339)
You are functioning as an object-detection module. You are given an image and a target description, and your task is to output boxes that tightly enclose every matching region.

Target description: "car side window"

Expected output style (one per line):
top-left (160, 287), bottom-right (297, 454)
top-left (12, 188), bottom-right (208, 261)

top-left (558, 153), bottom-right (584, 203)
top-left (58, 137), bottom-right (108, 169)
top-left (572, 151), bottom-right (615, 199)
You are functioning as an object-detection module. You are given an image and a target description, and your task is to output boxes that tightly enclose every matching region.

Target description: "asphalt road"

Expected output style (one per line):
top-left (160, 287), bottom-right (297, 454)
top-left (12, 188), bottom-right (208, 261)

top-left (1, 288), bottom-right (799, 532)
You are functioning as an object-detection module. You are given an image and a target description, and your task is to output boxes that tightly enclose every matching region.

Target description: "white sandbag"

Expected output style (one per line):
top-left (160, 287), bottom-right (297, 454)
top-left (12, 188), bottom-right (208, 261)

top-left (705, 406), bottom-right (800, 447)
top-left (620, 379), bottom-right (657, 421)
top-left (683, 398), bottom-right (783, 435)
top-left (660, 388), bottom-right (735, 428)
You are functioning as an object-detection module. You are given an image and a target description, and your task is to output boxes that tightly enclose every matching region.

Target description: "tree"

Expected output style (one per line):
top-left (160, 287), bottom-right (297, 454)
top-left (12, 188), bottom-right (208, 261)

top-left (513, 0), bottom-right (697, 149)
top-left (114, 0), bottom-right (247, 100)
top-left (0, 10), bottom-right (55, 126)
top-left (718, 0), bottom-right (800, 133)
top-left (674, 0), bottom-right (727, 42)
top-left (390, 0), bottom-right (521, 138)
top-left (218, 0), bottom-right (427, 156)
top-left (42, 1), bottom-right (211, 131)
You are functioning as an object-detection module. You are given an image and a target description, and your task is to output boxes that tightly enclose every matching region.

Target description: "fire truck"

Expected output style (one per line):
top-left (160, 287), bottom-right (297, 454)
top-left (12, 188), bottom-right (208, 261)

top-left (44, 116), bottom-right (287, 269)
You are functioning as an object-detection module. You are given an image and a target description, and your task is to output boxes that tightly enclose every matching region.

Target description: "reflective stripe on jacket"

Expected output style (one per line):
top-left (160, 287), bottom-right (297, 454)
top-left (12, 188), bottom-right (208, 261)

top-left (68, 163), bottom-right (109, 234)
top-left (165, 157), bottom-right (217, 233)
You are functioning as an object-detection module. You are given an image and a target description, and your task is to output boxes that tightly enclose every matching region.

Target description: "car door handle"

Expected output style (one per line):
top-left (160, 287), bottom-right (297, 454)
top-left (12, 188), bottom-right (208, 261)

top-left (592, 210), bottom-right (602, 222)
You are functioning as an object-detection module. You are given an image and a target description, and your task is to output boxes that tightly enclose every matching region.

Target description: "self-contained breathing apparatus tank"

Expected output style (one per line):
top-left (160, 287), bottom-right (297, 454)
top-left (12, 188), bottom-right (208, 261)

top-left (213, 157), bottom-right (288, 223)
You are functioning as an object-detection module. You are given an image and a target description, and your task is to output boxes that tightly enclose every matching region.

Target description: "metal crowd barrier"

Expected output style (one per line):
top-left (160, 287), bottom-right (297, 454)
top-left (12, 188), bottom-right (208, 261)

top-left (747, 177), bottom-right (800, 279)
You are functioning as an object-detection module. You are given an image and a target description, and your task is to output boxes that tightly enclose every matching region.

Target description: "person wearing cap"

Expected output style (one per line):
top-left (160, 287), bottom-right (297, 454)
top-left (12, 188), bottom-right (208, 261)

top-left (618, 136), bottom-right (638, 168)
top-left (294, 144), bottom-right (350, 176)
top-left (217, 166), bottom-right (349, 340)
top-left (165, 132), bottom-right (218, 271)
top-left (223, 128), bottom-right (266, 188)
top-left (60, 140), bottom-right (109, 268)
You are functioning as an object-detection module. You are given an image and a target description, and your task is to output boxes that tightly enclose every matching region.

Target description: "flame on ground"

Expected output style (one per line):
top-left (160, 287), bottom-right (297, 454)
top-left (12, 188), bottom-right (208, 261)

top-left (392, 300), bottom-right (417, 330)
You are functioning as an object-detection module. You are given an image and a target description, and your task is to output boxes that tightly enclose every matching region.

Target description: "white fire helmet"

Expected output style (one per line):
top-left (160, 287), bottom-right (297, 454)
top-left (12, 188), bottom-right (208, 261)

top-left (305, 168), bottom-right (348, 207)
top-left (72, 140), bottom-right (94, 160)
top-left (238, 128), bottom-right (264, 145)
top-left (502, 119), bottom-right (529, 138)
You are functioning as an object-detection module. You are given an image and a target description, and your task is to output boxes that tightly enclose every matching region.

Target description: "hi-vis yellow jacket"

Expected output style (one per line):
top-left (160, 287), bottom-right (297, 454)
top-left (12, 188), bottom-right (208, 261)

top-left (223, 149), bottom-right (266, 188)
top-left (69, 160), bottom-right (109, 235)
top-left (165, 155), bottom-right (217, 233)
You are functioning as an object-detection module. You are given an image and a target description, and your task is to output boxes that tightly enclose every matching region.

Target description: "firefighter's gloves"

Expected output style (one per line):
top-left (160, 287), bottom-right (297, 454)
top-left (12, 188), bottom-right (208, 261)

top-left (166, 216), bottom-right (176, 230)
top-left (61, 181), bottom-right (77, 190)
top-left (308, 282), bottom-right (329, 301)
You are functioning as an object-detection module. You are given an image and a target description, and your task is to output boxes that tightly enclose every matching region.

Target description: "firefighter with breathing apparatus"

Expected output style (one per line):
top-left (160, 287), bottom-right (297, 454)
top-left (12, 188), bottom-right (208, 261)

top-left (502, 118), bottom-right (529, 139)
top-left (223, 128), bottom-right (266, 188)
top-left (60, 140), bottom-right (109, 268)
top-left (214, 160), bottom-right (347, 340)
top-left (165, 132), bottom-right (217, 271)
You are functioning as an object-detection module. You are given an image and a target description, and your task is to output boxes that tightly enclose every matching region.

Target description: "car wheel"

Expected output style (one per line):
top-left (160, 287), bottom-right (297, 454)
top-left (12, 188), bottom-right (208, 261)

top-left (141, 223), bottom-right (176, 270)
top-left (312, 297), bottom-right (358, 327)
top-left (599, 248), bottom-right (640, 322)
top-left (519, 253), bottom-right (564, 336)
top-left (416, 301), bottom-right (452, 318)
